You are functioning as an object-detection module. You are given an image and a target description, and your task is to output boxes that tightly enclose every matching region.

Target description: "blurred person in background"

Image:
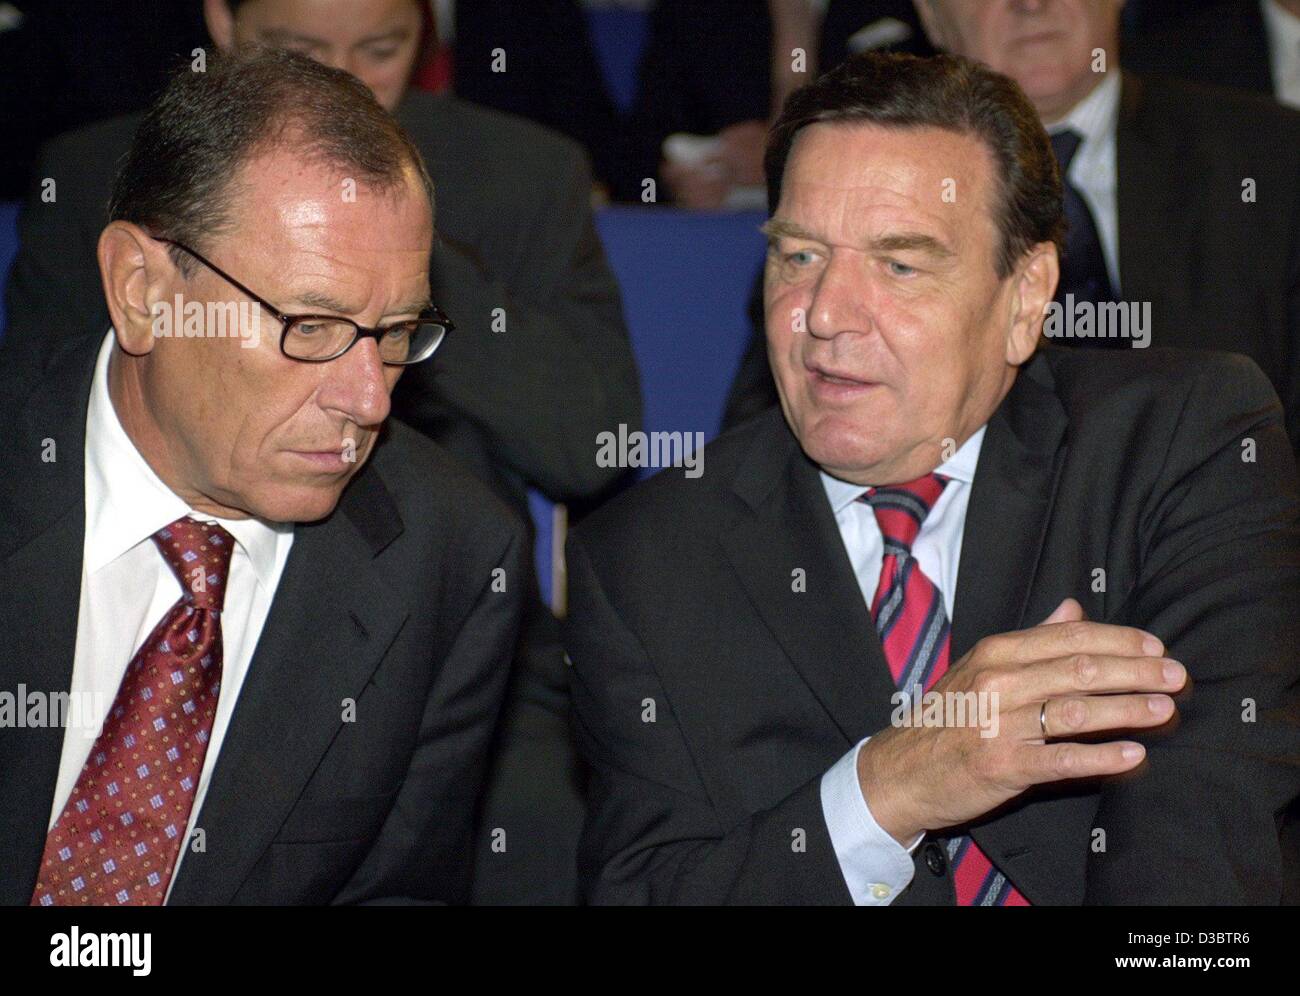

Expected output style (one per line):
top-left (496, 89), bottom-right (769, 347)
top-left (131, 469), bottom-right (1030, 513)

top-left (1, 0), bottom-right (644, 905)
top-left (427, 0), bottom-right (634, 201)
top-left (0, 1), bottom-right (208, 199)
top-left (626, 0), bottom-right (934, 209)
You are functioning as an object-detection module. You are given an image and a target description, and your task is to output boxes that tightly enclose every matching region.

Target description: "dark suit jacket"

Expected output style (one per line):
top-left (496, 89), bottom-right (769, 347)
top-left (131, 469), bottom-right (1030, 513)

top-left (0, 89), bottom-right (642, 903)
top-left (0, 0), bottom-right (207, 198)
top-left (1123, 0), bottom-right (1276, 97)
top-left (449, 0), bottom-right (630, 200)
top-left (565, 346), bottom-right (1300, 904)
top-left (723, 71), bottom-right (1300, 459)
top-left (622, 0), bottom-right (934, 202)
top-left (0, 338), bottom-right (526, 904)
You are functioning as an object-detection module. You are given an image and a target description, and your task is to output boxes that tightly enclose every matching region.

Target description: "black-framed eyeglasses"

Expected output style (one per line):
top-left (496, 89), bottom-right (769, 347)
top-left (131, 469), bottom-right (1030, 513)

top-left (150, 235), bottom-right (452, 365)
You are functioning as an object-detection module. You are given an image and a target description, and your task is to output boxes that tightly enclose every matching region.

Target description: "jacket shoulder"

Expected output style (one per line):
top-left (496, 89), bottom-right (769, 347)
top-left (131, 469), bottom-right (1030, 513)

top-left (1128, 71), bottom-right (1300, 147)
top-left (399, 91), bottom-right (588, 179)
top-left (370, 416), bottom-right (524, 548)
top-left (572, 409), bottom-right (785, 557)
top-left (1040, 345), bottom-right (1282, 426)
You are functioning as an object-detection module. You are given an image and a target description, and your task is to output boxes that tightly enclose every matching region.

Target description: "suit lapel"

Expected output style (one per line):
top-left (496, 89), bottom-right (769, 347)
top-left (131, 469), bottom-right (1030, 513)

top-left (0, 340), bottom-right (413, 904)
top-left (720, 359), bottom-right (1074, 903)
top-left (954, 353), bottom-right (1077, 904)
top-left (167, 465), bottom-right (410, 904)
top-left (719, 412), bottom-right (899, 747)
top-left (0, 344), bottom-right (96, 904)
top-left (950, 353), bottom-right (1068, 661)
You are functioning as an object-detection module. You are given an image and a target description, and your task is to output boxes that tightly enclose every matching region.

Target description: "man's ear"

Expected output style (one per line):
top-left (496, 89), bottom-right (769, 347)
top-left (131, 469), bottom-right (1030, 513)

top-left (98, 221), bottom-right (176, 357)
top-left (202, 0), bottom-right (237, 52)
top-left (1004, 242), bottom-right (1059, 366)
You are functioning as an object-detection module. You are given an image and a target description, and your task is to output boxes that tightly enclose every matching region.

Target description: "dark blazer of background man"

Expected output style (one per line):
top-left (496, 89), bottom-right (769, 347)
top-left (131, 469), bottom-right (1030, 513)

top-left (565, 53), bottom-right (1300, 905)
top-left (0, 49), bottom-right (526, 905)
top-left (1123, 0), bottom-right (1295, 103)
top-left (914, 0), bottom-right (1300, 453)
top-left (1, 1), bottom-right (643, 904)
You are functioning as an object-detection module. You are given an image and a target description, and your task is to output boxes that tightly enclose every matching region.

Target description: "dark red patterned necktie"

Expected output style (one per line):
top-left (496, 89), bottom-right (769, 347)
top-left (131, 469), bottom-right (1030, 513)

top-left (861, 475), bottom-right (1029, 906)
top-left (32, 516), bottom-right (234, 906)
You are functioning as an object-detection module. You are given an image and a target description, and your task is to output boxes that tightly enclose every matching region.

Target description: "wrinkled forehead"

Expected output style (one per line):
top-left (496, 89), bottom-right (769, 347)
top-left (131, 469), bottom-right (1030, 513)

top-left (215, 148), bottom-right (433, 305)
top-left (778, 121), bottom-right (1002, 247)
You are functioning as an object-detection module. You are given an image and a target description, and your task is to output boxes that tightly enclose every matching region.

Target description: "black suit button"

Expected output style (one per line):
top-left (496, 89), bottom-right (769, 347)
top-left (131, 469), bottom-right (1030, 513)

top-left (924, 842), bottom-right (947, 876)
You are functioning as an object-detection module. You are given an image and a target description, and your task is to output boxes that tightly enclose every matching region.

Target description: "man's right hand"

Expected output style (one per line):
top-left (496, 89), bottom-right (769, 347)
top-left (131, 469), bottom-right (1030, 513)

top-left (857, 598), bottom-right (1188, 845)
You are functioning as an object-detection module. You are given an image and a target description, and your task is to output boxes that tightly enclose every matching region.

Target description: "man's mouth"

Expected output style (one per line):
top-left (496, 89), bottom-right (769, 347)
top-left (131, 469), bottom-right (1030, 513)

top-left (807, 363), bottom-right (879, 389)
top-left (285, 443), bottom-right (359, 472)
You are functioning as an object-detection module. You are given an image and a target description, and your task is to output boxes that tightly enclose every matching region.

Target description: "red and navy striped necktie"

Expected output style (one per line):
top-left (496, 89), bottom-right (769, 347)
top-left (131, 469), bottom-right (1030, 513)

top-left (860, 474), bottom-right (1028, 906)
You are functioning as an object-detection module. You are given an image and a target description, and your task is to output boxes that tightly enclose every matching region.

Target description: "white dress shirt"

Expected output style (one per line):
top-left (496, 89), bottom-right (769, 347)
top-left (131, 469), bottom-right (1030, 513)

top-left (818, 424), bottom-right (987, 905)
top-left (50, 330), bottom-right (294, 902)
top-left (1263, 0), bottom-right (1300, 109)
top-left (1047, 70), bottom-right (1122, 297)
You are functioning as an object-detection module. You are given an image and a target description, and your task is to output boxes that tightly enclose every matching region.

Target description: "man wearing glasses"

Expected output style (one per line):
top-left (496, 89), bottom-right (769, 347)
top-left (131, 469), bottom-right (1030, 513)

top-left (0, 48), bottom-right (525, 905)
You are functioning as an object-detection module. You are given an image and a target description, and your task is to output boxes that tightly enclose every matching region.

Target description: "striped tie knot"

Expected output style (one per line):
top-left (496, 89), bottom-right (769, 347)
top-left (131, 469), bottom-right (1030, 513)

top-left (861, 473), bottom-right (950, 555)
top-left (152, 516), bottom-right (235, 611)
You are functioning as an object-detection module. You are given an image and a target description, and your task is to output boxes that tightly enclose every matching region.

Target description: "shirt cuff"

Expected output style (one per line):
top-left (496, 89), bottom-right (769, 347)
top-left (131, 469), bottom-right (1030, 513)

top-left (820, 736), bottom-right (920, 905)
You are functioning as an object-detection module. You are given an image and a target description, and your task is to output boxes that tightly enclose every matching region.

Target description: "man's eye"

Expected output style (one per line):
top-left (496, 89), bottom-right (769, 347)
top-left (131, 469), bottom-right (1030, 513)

top-left (365, 46), bottom-right (401, 61)
top-left (785, 250), bottom-right (816, 266)
top-left (887, 260), bottom-right (917, 277)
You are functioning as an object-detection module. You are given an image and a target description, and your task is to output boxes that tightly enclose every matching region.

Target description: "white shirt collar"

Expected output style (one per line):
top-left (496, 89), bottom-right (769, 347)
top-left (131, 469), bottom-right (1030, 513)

top-left (1048, 69), bottom-right (1121, 147)
top-left (819, 423), bottom-right (987, 515)
top-left (83, 330), bottom-right (290, 588)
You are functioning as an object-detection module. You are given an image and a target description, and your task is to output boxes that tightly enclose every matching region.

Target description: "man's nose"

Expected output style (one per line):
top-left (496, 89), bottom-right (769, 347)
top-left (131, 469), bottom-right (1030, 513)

top-left (319, 336), bottom-right (392, 427)
top-left (807, 251), bottom-right (871, 340)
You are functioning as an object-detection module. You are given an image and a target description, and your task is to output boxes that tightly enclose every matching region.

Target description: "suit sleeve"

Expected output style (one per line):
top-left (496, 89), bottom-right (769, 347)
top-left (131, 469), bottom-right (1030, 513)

top-left (1085, 355), bottom-right (1300, 903)
top-left (330, 517), bottom-right (526, 905)
top-left (564, 532), bottom-right (855, 904)
top-left (402, 145), bottom-right (642, 502)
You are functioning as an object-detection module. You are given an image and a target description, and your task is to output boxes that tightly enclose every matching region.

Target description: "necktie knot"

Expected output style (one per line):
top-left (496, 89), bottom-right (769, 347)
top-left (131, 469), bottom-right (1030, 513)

top-left (152, 516), bottom-right (235, 611)
top-left (1050, 128), bottom-right (1084, 173)
top-left (861, 473), bottom-right (949, 555)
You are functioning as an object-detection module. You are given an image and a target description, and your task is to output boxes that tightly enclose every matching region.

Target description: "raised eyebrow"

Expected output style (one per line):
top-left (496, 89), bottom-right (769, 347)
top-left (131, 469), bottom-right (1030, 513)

top-left (290, 290), bottom-right (355, 314)
top-left (760, 219), bottom-right (822, 243)
top-left (869, 233), bottom-right (955, 259)
top-left (386, 300), bottom-right (433, 319)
